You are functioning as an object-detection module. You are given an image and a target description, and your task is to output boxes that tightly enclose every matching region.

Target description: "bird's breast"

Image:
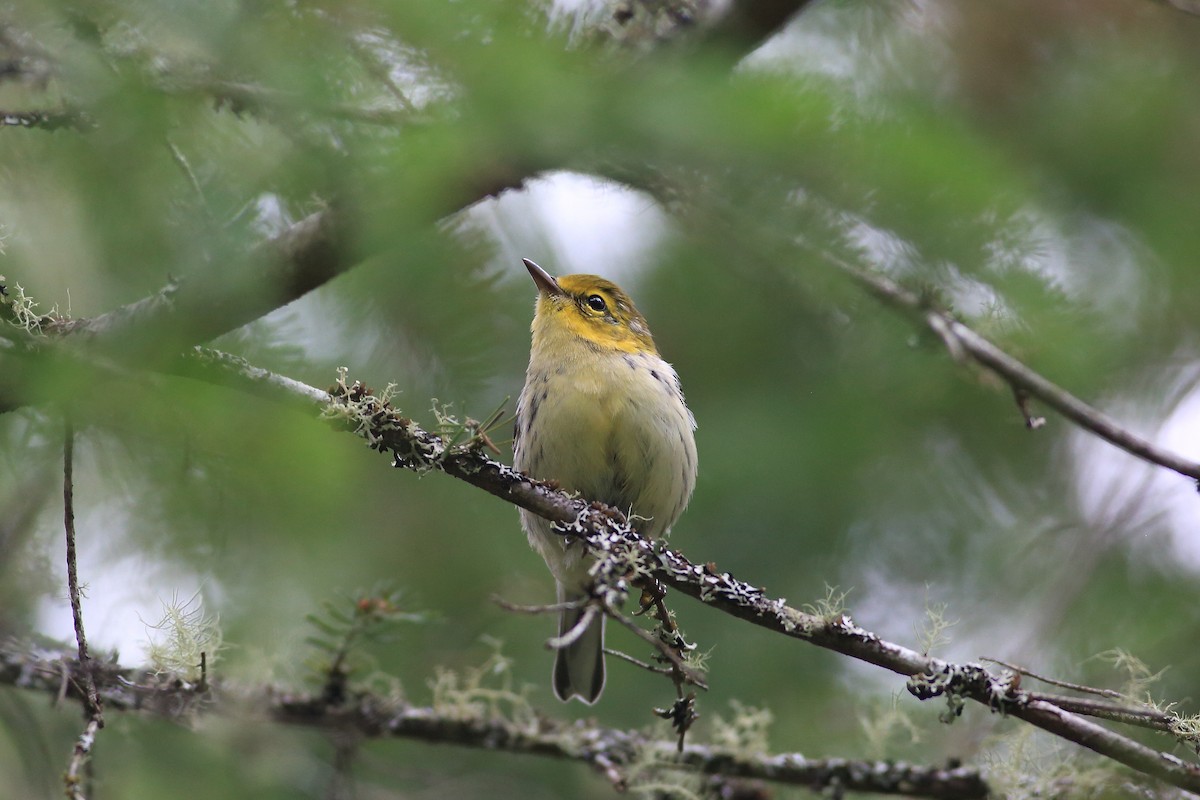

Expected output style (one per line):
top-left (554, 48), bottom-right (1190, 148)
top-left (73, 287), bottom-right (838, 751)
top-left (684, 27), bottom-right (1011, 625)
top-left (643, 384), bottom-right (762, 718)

top-left (515, 350), bottom-right (697, 538)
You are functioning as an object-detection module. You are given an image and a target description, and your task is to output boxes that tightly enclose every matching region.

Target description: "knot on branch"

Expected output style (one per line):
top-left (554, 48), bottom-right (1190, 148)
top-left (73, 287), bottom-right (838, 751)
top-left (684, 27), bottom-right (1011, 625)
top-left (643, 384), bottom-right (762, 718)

top-left (906, 662), bottom-right (1003, 723)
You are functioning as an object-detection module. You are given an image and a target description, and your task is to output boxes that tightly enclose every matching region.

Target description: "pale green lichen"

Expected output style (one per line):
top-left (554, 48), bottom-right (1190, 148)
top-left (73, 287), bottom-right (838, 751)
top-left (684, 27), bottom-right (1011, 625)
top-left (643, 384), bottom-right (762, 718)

top-left (624, 723), bottom-right (706, 800)
top-left (682, 643), bottom-right (711, 675)
top-left (710, 700), bottom-right (773, 758)
top-left (982, 726), bottom-right (1124, 800)
top-left (1, 279), bottom-right (48, 335)
top-left (1168, 712), bottom-right (1200, 749)
top-left (915, 596), bottom-right (957, 657)
top-left (858, 693), bottom-right (922, 759)
top-left (1091, 648), bottom-right (1166, 700)
top-left (141, 591), bottom-right (223, 682)
top-left (802, 583), bottom-right (851, 621)
top-left (778, 604), bottom-right (817, 637)
top-left (428, 637), bottom-right (536, 730)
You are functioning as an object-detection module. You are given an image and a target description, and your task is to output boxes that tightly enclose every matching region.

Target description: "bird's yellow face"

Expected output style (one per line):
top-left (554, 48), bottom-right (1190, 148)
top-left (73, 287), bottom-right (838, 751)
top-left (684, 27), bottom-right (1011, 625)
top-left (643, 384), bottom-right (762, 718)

top-left (524, 259), bottom-right (657, 356)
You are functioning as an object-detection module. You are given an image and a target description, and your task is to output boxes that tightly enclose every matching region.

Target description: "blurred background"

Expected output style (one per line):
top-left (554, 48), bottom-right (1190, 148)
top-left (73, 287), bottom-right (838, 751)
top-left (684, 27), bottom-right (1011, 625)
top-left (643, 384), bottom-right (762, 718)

top-left (3, 0), bottom-right (1200, 797)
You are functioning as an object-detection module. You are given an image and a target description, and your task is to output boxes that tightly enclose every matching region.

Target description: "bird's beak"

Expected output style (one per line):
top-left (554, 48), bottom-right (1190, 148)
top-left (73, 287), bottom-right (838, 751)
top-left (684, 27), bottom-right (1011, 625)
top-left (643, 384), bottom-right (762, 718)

top-left (523, 258), bottom-right (566, 297)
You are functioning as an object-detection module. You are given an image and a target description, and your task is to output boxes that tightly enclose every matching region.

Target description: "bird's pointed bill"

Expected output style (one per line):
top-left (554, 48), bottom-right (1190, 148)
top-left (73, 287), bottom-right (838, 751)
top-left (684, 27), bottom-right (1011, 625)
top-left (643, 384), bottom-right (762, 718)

top-left (523, 258), bottom-right (566, 297)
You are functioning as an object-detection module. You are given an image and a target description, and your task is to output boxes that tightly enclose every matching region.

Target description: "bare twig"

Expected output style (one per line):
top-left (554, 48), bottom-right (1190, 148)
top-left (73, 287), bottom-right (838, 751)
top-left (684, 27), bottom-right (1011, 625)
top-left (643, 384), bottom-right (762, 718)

top-left (491, 596), bottom-right (583, 616)
top-left (605, 647), bottom-right (676, 677)
top-left (327, 732), bottom-right (359, 800)
top-left (832, 257), bottom-right (1200, 483)
top-left (63, 421), bottom-right (103, 800)
top-left (57, 208), bottom-right (349, 352)
top-left (546, 604), bottom-right (601, 651)
top-left (63, 422), bottom-right (101, 719)
top-left (979, 658), bottom-right (1178, 733)
top-left (981, 657), bottom-right (1124, 699)
top-left (1012, 386), bottom-right (1046, 430)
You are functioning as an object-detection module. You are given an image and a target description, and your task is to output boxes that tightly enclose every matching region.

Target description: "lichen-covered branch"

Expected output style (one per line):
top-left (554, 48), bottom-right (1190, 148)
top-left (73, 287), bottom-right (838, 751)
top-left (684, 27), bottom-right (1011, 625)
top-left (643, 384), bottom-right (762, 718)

top-left (161, 355), bottom-right (1200, 794)
top-left (0, 639), bottom-right (987, 799)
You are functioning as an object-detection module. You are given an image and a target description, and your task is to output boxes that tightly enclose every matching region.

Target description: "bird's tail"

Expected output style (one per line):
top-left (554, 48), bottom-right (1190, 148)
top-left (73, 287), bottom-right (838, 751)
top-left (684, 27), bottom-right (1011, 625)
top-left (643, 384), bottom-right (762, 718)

top-left (553, 586), bottom-right (606, 704)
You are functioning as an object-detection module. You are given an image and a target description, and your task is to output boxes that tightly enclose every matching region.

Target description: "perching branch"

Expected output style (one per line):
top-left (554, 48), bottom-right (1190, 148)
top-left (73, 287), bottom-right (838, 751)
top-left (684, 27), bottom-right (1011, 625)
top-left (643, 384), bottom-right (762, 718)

top-left (156, 353), bottom-right (1200, 795)
top-left (831, 256), bottom-right (1200, 484)
top-left (0, 639), bottom-right (988, 800)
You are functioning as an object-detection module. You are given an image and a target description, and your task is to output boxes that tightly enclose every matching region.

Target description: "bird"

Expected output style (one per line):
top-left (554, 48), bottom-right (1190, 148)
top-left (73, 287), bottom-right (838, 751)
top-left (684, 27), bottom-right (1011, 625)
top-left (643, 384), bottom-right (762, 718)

top-left (513, 258), bottom-right (697, 704)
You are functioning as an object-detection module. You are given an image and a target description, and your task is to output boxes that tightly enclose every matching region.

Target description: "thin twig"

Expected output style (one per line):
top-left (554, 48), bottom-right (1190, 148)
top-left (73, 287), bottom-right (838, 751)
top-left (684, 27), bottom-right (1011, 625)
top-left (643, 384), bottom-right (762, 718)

top-left (546, 604), bottom-right (600, 651)
top-left (0, 108), bottom-right (94, 130)
top-left (605, 647), bottom-right (676, 677)
top-left (1012, 386), bottom-right (1046, 429)
top-left (981, 657), bottom-right (1124, 698)
top-left (491, 596), bottom-right (582, 615)
top-left (1024, 692), bottom-right (1176, 733)
top-left (64, 422), bottom-right (101, 718)
top-left (326, 732), bottom-right (359, 800)
top-left (63, 421), bottom-right (103, 800)
top-left (605, 604), bottom-right (708, 690)
top-left (166, 140), bottom-right (213, 222)
top-left (831, 256), bottom-right (1200, 482)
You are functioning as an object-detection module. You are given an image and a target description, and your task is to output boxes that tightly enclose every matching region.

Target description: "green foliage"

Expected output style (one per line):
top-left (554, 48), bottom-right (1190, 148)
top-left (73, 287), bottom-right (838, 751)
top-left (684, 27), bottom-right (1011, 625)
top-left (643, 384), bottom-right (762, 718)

top-left (304, 585), bottom-right (429, 698)
top-left (4, 0), bottom-right (1200, 797)
top-left (428, 636), bottom-right (536, 726)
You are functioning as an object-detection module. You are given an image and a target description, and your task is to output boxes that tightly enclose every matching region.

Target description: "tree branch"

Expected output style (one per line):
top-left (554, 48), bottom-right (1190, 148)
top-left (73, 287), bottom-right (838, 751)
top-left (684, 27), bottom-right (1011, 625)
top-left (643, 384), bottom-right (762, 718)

top-left (830, 256), bottom-right (1200, 483)
top-left (0, 639), bottom-right (987, 799)
top-left (62, 421), bottom-right (104, 800)
top-left (159, 353), bottom-right (1200, 794)
top-left (54, 207), bottom-right (351, 354)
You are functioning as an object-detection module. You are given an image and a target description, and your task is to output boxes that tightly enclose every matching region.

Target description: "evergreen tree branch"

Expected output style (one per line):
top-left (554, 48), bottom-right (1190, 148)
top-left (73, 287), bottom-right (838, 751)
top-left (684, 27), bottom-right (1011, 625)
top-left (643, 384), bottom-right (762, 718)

top-left (154, 353), bottom-right (1200, 795)
top-left (5, 329), bottom-right (1198, 790)
top-left (0, 638), bottom-right (987, 800)
top-left (829, 255), bottom-right (1200, 483)
top-left (53, 207), bottom-right (352, 355)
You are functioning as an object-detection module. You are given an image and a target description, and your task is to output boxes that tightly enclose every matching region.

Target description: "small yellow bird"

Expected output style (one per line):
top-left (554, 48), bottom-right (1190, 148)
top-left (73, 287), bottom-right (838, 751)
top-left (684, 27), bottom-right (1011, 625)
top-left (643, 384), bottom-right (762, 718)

top-left (514, 258), bottom-right (697, 704)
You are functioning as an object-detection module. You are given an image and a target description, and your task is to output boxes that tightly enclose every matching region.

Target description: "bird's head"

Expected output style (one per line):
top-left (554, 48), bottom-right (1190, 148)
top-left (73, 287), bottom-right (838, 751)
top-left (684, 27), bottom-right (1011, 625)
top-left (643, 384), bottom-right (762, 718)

top-left (523, 258), bottom-right (657, 356)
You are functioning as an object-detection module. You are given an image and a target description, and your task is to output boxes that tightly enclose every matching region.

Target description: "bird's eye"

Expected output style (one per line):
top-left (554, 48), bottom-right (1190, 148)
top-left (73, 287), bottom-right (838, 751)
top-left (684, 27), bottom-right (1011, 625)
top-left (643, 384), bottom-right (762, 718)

top-left (585, 294), bottom-right (607, 313)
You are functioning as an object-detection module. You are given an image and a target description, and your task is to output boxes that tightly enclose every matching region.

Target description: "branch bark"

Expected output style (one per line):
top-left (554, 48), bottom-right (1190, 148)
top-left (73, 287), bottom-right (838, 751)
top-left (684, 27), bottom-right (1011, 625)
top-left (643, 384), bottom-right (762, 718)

top-left (0, 639), bottom-right (987, 800)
